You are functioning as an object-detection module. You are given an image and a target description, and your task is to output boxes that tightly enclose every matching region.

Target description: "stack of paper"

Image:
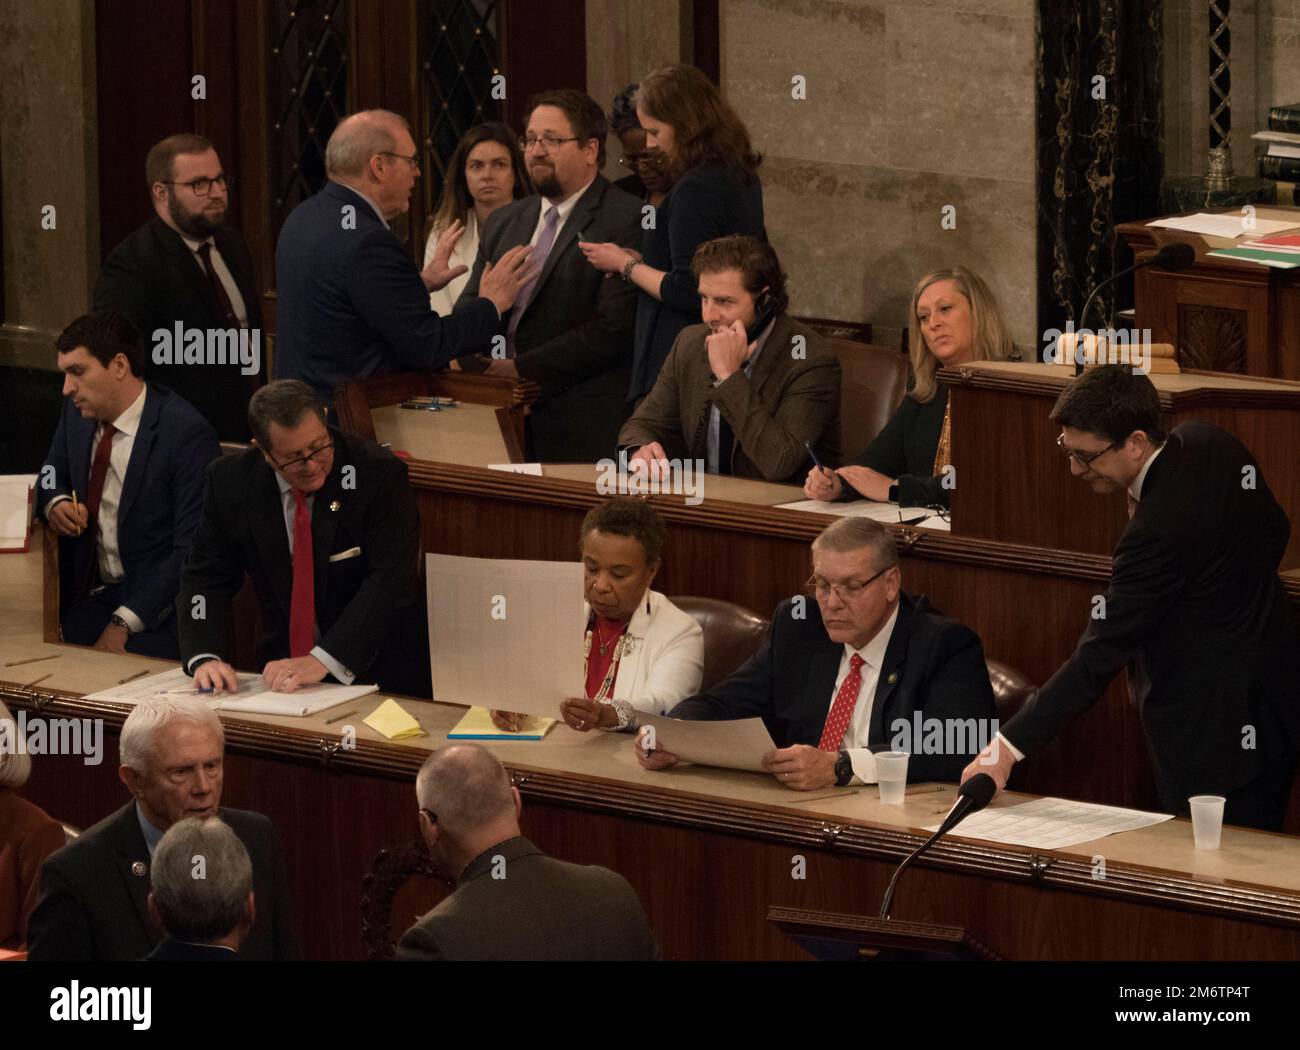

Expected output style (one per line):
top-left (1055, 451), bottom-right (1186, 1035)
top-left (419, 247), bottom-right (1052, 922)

top-left (776, 498), bottom-right (950, 531)
top-left (0, 475), bottom-right (37, 553)
top-left (930, 797), bottom-right (1172, 849)
top-left (1207, 233), bottom-right (1300, 269)
top-left (82, 666), bottom-right (378, 717)
top-left (1147, 213), bottom-right (1300, 238)
top-left (448, 706), bottom-right (556, 741)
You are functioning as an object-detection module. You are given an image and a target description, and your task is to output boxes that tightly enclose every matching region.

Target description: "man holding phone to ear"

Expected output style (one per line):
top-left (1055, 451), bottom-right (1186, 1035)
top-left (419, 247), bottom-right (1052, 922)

top-left (617, 235), bottom-right (840, 483)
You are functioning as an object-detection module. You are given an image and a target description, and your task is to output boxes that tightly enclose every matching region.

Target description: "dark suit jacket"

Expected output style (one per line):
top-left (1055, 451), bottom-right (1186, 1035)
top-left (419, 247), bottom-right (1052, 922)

top-left (629, 163), bottom-right (765, 400)
top-left (457, 177), bottom-right (643, 461)
top-left (1003, 422), bottom-right (1300, 809)
top-left (396, 836), bottom-right (657, 961)
top-left (670, 592), bottom-right (996, 782)
top-left (146, 938), bottom-right (241, 961)
top-left (617, 315), bottom-right (840, 482)
top-left (845, 383), bottom-right (950, 508)
top-left (26, 803), bottom-right (298, 961)
top-left (0, 788), bottom-right (66, 950)
top-left (273, 180), bottom-right (500, 401)
top-left (94, 216), bottom-right (263, 442)
top-left (40, 384), bottom-right (220, 632)
top-left (177, 428), bottom-right (428, 695)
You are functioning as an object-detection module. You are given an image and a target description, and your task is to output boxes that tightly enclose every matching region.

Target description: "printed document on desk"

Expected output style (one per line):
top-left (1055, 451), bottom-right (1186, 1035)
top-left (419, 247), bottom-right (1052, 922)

top-left (426, 553), bottom-right (585, 718)
top-left (83, 666), bottom-right (378, 716)
top-left (777, 498), bottom-right (950, 531)
top-left (929, 796), bottom-right (1173, 849)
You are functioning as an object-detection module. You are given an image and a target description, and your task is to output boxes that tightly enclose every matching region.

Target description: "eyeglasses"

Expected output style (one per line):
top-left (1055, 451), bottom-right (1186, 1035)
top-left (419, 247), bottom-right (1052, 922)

top-left (1057, 433), bottom-right (1122, 468)
top-left (379, 151), bottom-right (420, 168)
top-left (419, 808), bottom-right (437, 824)
top-left (520, 134), bottom-right (581, 152)
top-left (269, 441), bottom-right (334, 473)
top-left (806, 566), bottom-right (890, 602)
top-left (618, 150), bottom-right (661, 168)
top-left (162, 174), bottom-right (232, 196)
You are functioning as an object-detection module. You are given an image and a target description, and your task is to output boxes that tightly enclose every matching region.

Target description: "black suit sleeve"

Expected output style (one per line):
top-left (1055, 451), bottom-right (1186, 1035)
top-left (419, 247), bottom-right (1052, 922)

top-left (669, 631), bottom-right (778, 721)
top-left (1002, 522), bottom-right (1186, 756)
top-left (317, 455), bottom-right (421, 675)
top-left (38, 401), bottom-right (76, 516)
top-left (93, 250), bottom-right (157, 342)
top-left (264, 821), bottom-right (301, 961)
top-left (850, 397), bottom-right (948, 508)
top-left (659, 175), bottom-right (732, 314)
top-left (396, 921), bottom-right (447, 961)
top-left (177, 462), bottom-right (247, 667)
top-left (25, 855), bottom-right (94, 961)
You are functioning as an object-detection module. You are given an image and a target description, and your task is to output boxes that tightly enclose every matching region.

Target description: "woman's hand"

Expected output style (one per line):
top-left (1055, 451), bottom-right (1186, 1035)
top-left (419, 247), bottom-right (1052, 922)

top-left (579, 241), bottom-right (636, 275)
top-left (835, 465), bottom-right (894, 502)
top-left (560, 696), bottom-right (617, 732)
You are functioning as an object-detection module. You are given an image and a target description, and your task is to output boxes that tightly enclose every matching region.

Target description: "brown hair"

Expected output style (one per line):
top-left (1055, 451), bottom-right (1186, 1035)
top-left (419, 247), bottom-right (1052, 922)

top-left (145, 133), bottom-right (215, 188)
top-left (691, 235), bottom-right (788, 314)
top-left (635, 64), bottom-right (761, 182)
top-left (525, 89), bottom-right (609, 168)
top-left (579, 498), bottom-right (666, 565)
top-left (430, 122), bottom-right (529, 234)
top-left (811, 517), bottom-right (899, 569)
top-left (907, 267), bottom-right (1013, 403)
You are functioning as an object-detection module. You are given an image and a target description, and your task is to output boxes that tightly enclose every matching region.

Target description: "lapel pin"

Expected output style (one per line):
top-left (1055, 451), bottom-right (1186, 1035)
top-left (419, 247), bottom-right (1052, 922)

top-left (329, 500), bottom-right (340, 512)
top-left (131, 861), bottom-right (148, 877)
top-left (887, 672), bottom-right (898, 685)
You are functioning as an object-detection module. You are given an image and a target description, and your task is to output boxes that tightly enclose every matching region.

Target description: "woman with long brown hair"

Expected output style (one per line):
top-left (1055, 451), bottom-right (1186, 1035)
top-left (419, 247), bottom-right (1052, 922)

top-left (804, 266), bottom-right (1013, 509)
top-left (580, 64), bottom-right (765, 400)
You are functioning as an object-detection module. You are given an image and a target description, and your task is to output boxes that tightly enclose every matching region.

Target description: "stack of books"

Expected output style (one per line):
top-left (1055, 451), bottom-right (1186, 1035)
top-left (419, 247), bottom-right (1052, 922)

top-left (1254, 101), bottom-right (1300, 204)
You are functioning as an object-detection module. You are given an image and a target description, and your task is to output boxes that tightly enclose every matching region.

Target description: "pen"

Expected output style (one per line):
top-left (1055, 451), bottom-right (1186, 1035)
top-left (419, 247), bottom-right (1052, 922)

top-left (324, 709), bottom-right (357, 725)
top-left (803, 440), bottom-right (831, 475)
top-left (25, 673), bottom-right (52, 687)
top-left (116, 668), bottom-right (149, 684)
top-left (905, 785), bottom-right (945, 796)
top-left (71, 489), bottom-right (82, 535)
top-left (5, 653), bottom-right (60, 667)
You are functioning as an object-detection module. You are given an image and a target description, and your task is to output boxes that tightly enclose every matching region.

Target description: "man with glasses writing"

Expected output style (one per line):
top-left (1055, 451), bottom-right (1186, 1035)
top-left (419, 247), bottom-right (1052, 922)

top-left (635, 517), bottom-right (995, 789)
top-left (94, 134), bottom-right (262, 441)
top-left (178, 380), bottom-right (430, 697)
top-left (963, 365), bottom-right (1299, 830)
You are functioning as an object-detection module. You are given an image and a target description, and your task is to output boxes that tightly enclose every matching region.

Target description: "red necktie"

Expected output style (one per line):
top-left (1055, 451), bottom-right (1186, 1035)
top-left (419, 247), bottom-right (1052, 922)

top-left (196, 242), bottom-right (241, 329)
top-left (85, 423), bottom-right (117, 523)
top-left (289, 489), bottom-right (315, 657)
top-left (818, 653), bottom-right (865, 751)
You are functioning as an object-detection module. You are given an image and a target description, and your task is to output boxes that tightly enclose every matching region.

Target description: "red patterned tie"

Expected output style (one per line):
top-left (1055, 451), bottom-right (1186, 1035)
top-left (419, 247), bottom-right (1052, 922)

top-left (289, 489), bottom-right (314, 657)
top-left (818, 654), bottom-right (865, 751)
top-left (85, 423), bottom-right (117, 523)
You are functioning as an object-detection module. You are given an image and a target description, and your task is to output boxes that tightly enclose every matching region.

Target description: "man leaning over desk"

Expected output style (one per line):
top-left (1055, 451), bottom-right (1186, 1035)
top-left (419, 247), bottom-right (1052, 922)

top-left (637, 517), bottom-right (996, 788)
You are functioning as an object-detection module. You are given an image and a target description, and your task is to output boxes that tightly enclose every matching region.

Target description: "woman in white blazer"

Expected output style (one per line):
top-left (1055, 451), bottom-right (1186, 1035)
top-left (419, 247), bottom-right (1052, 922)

top-left (492, 499), bottom-right (704, 733)
top-left (423, 122), bottom-right (529, 316)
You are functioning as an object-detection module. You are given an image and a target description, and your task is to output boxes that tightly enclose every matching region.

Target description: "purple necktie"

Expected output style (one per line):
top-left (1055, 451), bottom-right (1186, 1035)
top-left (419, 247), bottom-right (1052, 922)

top-left (505, 205), bottom-right (561, 357)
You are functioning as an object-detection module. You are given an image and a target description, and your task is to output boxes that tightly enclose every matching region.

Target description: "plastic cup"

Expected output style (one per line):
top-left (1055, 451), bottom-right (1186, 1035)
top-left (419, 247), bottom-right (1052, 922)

top-left (876, 751), bottom-right (910, 804)
top-left (1189, 795), bottom-right (1226, 850)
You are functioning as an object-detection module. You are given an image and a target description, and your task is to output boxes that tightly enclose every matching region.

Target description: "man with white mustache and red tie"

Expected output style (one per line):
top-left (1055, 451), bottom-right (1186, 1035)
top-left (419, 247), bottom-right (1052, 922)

top-left (635, 517), bottom-right (995, 789)
top-left (177, 380), bottom-right (429, 697)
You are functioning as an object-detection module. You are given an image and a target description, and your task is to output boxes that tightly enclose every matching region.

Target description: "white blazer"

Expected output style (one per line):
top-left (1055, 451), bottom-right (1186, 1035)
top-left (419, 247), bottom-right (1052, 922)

top-left (424, 213), bottom-right (480, 316)
top-left (587, 590), bottom-right (703, 717)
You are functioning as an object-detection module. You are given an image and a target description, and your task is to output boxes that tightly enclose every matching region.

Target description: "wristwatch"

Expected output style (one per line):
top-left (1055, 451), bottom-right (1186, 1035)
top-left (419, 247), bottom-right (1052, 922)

top-left (834, 749), bottom-right (853, 787)
top-left (887, 482), bottom-right (900, 503)
top-left (109, 614), bottom-right (132, 632)
top-left (620, 254), bottom-right (641, 282)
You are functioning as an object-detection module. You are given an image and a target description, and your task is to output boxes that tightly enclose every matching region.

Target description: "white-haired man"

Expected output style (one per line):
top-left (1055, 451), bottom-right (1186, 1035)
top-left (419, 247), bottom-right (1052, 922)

top-left (146, 816), bottom-right (254, 960)
top-left (273, 108), bottom-right (539, 401)
top-left (26, 698), bottom-right (297, 960)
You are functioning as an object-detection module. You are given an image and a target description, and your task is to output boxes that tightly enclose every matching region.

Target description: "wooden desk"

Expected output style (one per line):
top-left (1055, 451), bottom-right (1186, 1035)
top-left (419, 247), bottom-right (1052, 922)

top-left (4, 540), bottom-right (1299, 962)
top-left (1117, 205), bottom-right (1300, 379)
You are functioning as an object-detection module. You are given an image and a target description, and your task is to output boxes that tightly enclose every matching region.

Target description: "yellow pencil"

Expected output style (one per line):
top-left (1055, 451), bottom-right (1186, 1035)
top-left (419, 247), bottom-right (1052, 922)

top-left (71, 489), bottom-right (81, 535)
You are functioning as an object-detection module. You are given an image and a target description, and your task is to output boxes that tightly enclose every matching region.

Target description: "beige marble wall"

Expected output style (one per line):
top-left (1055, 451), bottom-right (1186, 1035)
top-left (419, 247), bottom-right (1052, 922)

top-left (0, 0), bottom-right (98, 369)
top-left (1165, 0), bottom-right (1300, 181)
top-left (586, 0), bottom-right (687, 181)
top-left (720, 0), bottom-right (1038, 353)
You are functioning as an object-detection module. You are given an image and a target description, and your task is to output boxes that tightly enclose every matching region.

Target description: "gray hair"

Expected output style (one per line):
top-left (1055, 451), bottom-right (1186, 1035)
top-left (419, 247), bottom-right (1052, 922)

top-left (247, 379), bottom-right (327, 449)
top-left (0, 699), bottom-right (31, 788)
top-left (119, 697), bottom-right (224, 774)
top-left (811, 517), bottom-right (900, 570)
top-left (151, 817), bottom-right (252, 942)
top-left (325, 109), bottom-right (410, 178)
top-left (415, 746), bottom-right (514, 837)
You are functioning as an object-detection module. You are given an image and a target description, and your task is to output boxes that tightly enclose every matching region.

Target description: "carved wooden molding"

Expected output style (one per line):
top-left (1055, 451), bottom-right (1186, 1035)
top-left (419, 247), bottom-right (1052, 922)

top-left (1178, 304), bottom-right (1248, 373)
top-left (359, 840), bottom-right (453, 961)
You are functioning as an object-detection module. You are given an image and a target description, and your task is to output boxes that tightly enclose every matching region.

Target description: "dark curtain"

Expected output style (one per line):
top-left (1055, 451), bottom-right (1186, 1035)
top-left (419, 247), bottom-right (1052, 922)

top-left (1036, 0), bottom-right (1163, 344)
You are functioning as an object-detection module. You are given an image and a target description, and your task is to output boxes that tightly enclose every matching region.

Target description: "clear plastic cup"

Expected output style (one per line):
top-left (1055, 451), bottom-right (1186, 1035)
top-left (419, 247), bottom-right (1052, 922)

top-left (876, 751), bottom-right (910, 805)
top-left (1189, 795), bottom-right (1226, 850)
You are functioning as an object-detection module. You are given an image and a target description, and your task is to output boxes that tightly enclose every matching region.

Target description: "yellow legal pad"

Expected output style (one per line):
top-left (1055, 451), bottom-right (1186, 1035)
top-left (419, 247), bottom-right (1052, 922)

top-left (448, 705), bottom-right (556, 741)
top-left (363, 698), bottom-right (427, 740)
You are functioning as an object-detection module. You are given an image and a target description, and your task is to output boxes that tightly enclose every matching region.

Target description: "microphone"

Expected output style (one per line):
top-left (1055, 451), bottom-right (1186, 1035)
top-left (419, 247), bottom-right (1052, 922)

top-left (1072, 241), bottom-right (1196, 374)
top-left (878, 773), bottom-right (997, 920)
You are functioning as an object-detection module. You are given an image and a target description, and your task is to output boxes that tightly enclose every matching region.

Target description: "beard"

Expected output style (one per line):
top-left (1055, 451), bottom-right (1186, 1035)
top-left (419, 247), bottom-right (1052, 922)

top-left (167, 191), bottom-right (225, 239)
top-left (529, 164), bottom-right (562, 199)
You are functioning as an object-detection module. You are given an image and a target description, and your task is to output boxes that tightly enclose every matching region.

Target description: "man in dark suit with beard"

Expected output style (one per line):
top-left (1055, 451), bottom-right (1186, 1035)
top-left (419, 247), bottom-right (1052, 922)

top-left (27, 698), bottom-right (297, 961)
top-left (965, 365), bottom-right (1300, 830)
top-left (177, 379), bottom-right (430, 697)
top-left (457, 90), bottom-right (642, 462)
top-left (94, 134), bottom-right (262, 441)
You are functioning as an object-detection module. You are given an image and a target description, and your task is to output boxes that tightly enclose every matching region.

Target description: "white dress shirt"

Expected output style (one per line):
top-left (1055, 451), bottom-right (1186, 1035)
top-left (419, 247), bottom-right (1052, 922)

top-left (707, 318), bottom-right (776, 473)
top-left (423, 212), bottom-right (480, 316)
top-left (45, 386), bottom-right (148, 633)
top-left (179, 233), bottom-right (248, 327)
top-left (833, 603), bottom-right (901, 784)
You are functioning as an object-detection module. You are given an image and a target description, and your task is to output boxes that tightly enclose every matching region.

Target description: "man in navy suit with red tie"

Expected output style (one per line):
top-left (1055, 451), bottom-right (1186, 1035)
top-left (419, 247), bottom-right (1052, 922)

top-left (177, 379), bottom-right (429, 697)
top-left (39, 311), bottom-right (220, 659)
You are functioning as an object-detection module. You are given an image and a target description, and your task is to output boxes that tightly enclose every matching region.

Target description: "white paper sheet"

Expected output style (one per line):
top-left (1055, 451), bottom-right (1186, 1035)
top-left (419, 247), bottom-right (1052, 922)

top-left (777, 498), bottom-right (951, 531)
top-left (0, 476), bottom-right (36, 548)
top-left (638, 713), bottom-right (776, 772)
top-left (1147, 213), bottom-right (1300, 238)
top-left (426, 553), bottom-right (585, 718)
top-left (929, 796), bottom-right (1173, 849)
top-left (82, 666), bottom-right (377, 716)
top-left (487, 463), bottom-right (544, 476)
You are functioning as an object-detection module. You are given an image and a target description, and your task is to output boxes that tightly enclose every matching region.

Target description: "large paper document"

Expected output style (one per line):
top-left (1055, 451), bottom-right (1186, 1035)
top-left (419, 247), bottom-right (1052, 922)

top-left (82, 666), bottom-right (377, 717)
top-left (0, 475), bottom-right (37, 553)
top-left (638, 713), bottom-right (777, 772)
top-left (777, 498), bottom-right (950, 531)
top-left (929, 797), bottom-right (1173, 849)
top-left (1147, 213), bottom-right (1300, 238)
top-left (426, 554), bottom-right (585, 718)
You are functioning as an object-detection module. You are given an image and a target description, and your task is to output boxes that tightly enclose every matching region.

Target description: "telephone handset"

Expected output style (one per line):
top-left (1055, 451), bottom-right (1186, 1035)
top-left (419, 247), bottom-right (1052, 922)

top-left (745, 289), bottom-right (778, 345)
